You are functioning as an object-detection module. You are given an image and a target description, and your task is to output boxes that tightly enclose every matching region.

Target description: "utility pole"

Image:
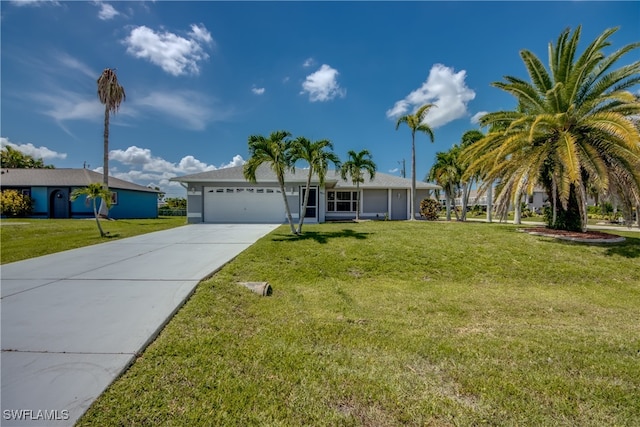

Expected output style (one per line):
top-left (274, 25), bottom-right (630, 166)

top-left (398, 159), bottom-right (406, 178)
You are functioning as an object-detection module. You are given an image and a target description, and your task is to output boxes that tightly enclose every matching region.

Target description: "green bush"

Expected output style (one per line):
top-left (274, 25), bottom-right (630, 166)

top-left (1, 190), bottom-right (33, 217)
top-left (420, 198), bottom-right (441, 221)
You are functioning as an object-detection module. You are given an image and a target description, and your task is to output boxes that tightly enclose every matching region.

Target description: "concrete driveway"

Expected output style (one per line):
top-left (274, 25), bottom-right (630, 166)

top-left (1, 223), bottom-right (278, 427)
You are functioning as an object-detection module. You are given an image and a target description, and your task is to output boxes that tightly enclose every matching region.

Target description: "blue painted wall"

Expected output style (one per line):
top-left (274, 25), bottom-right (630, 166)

top-left (71, 189), bottom-right (158, 219)
top-left (108, 189), bottom-right (158, 219)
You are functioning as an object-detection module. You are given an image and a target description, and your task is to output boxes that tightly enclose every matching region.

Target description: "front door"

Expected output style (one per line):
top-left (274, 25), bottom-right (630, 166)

top-left (391, 189), bottom-right (407, 220)
top-left (301, 187), bottom-right (318, 221)
top-left (50, 189), bottom-right (70, 218)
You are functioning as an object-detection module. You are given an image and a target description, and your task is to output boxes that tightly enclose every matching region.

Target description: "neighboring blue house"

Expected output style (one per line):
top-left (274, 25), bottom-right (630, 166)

top-left (0, 168), bottom-right (159, 219)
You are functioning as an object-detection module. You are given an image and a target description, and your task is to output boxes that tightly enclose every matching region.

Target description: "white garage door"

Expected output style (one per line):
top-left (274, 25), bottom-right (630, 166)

top-left (204, 187), bottom-right (286, 223)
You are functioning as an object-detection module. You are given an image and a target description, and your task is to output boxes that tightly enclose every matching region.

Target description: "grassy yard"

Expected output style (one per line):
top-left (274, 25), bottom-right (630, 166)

top-left (0, 216), bottom-right (186, 264)
top-left (77, 221), bottom-right (640, 426)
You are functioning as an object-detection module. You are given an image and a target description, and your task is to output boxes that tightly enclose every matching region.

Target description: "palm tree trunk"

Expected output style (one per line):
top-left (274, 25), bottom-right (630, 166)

top-left (99, 106), bottom-right (110, 218)
top-left (278, 179), bottom-right (297, 234)
top-left (551, 176), bottom-right (558, 226)
top-left (514, 193), bottom-right (522, 225)
top-left (636, 203), bottom-right (640, 228)
top-left (578, 184), bottom-right (589, 232)
top-left (452, 192), bottom-right (459, 221)
top-left (445, 192), bottom-right (452, 221)
top-left (486, 181), bottom-right (493, 223)
top-left (93, 199), bottom-right (106, 237)
top-left (461, 182), bottom-right (469, 221)
top-left (297, 170), bottom-right (313, 233)
top-left (410, 132), bottom-right (416, 220)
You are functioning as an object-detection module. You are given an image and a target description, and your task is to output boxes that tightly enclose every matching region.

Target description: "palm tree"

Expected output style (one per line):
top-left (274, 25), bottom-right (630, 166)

top-left (340, 149), bottom-right (376, 221)
top-left (243, 130), bottom-right (298, 234)
top-left (461, 26), bottom-right (640, 232)
top-left (428, 147), bottom-right (462, 221)
top-left (97, 68), bottom-right (126, 216)
top-left (395, 104), bottom-right (436, 220)
top-left (70, 183), bottom-right (112, 237)
top-left (289, 137), bottom-right (341, 234)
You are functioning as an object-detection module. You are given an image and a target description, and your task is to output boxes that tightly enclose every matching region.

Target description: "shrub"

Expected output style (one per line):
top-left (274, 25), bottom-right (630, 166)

top-left (420, 198), bottom-right (441, 221)
top-left (1, 190), bottom-right (33, 217)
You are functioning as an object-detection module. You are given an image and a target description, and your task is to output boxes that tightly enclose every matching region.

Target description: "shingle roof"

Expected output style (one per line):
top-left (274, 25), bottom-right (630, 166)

top-left (171, 164), bottom-right (440, 190)
top-left (0, 168), bottom-right (158, 193)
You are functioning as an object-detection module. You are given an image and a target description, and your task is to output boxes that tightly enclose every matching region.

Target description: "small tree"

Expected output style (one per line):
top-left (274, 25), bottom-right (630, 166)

top-left (0, 190), bottom-right (33, 217)
top-left (289, 137), bottom-right (341, 234)
top-left (340, 150), bottom-right (376, 221)
top-left (70, 183), bottom-right (112, 237)
top-left (244, 131), bottom-right (298, 234)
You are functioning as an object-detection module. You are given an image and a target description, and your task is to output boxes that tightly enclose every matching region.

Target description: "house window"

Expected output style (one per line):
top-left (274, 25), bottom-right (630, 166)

top-left (110, 192), bottom-right (118, 205)
top-left (327, 191), bottom-right (358, 212)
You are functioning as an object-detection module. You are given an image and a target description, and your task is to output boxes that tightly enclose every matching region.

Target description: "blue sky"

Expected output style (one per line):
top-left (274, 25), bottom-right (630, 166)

top-left (2, 1), bottom-right (639, 198)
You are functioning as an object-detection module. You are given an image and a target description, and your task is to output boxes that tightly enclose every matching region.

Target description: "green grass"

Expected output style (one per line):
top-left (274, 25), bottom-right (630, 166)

top-left (77, 221), bottom-right (640, 426)
top-left (0, 216), bottom-right (186, 264)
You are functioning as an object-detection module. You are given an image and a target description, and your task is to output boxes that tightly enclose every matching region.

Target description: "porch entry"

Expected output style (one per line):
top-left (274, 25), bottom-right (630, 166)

top-left (50, 189), bottom-right (70, 218)
top-left (300, 187), bottom-right (318, 221)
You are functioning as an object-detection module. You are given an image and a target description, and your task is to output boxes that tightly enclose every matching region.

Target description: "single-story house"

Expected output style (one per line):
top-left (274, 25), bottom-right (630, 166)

top-left (0, 168), bottom-right (159, 219)
top-left (171, 164), bottom-right (441, 223)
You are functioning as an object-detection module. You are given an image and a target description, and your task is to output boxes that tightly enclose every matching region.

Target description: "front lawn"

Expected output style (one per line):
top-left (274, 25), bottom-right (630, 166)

top-left (77, 221), bottom-right (640, 426)
top-left (0, 217), bottom-right (186, 264)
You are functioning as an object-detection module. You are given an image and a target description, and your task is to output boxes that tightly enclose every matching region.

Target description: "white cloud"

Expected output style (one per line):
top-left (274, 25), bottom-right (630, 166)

top-left (301, 64), bottom-right (346, 102)
top-left (303, 58), bottom-right (314, 68)
top-left (386, 64), bottom-right (476, 128)
top-left (10, 0), bottom-right (60, 7)
top-left (123, 24), bottom-right (213, 76)
top-left (106, 145), bottom-right (245, 197)
top-left (251, 86), bottom-right (265, 95)
top-left (94, 2), bottom-right (119, 20)
top-left (31, 90), bottom-right (105, 122)
top-left (133, 90), bottom-right (230, 130)
top-left (1, 137), bottom-right (67, 160)
top-left (188, 24), bottom-right (214, 44)
top-left (471, 111), bottom-right (488, 125)
top-left (388, 167), bottom-right (399, 174)
top-left (56, 52), bottom-right (96, 79)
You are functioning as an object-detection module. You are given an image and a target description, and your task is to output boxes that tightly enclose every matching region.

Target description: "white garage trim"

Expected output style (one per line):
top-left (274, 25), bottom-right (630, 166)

top-left (203, 187), bottom-right (286, 223)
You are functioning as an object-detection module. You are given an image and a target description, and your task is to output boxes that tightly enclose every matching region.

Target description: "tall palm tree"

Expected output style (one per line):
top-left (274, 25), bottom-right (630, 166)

top-left (461, 26), bottom-right (640, 232)
top-left (428, 147), bottom-right (462, 221)
top-left (340, 149), bottom-right (376, 221)
top-left (395, 104), bottom-right (436, 220)
top-left (243, 130), bottom-right (298, 234)
top-left (97, 68), bottom-right (126, 216)
top-left (70, 183), bottom-right (112, 237)
top-left (289, 137), bottom-right (341, 234)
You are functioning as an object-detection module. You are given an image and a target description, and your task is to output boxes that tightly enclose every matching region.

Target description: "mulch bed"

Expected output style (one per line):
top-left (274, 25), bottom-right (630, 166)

top-left (520, 227), bottom-right (625, 243)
